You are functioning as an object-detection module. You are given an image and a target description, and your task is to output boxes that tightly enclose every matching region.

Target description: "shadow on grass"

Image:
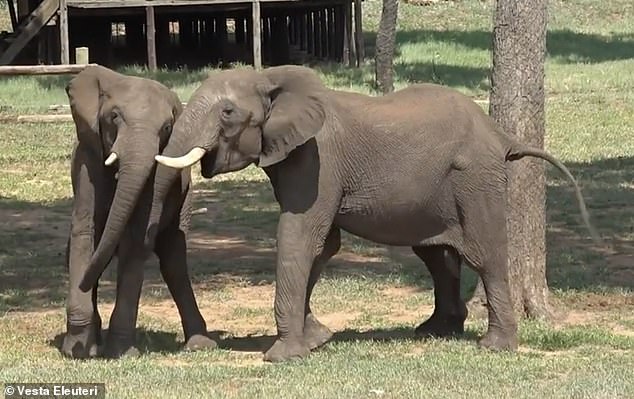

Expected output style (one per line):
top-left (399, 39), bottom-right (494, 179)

top-left (1, 156), bottom-right (632, 314)
top-left (213, 327), bottom-right (481, 354)
top-left (362, 29), bottom-right (634, 64)
top-left (48, 327), bottom-right (184, 356)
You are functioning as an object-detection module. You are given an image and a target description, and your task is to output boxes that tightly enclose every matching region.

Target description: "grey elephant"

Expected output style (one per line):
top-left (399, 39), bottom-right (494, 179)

top-left (62, 65), bottom-right (215, 359)
top-left (83, 65), bottom-right (596, 362)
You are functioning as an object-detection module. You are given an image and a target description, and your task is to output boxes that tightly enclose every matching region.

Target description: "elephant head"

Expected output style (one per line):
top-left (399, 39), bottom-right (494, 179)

top-left (144, 66), bottom-right (327, 243)
top-left (67, 65), bottom-right (182, 292)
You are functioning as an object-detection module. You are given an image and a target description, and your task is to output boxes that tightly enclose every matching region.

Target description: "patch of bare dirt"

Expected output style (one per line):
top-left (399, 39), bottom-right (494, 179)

top-left (0, 207), bottom-right (69, 241)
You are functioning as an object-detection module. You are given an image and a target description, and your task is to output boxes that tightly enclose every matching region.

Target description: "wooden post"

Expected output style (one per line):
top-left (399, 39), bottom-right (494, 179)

top-left (235, 17), bottom-right (245, 44)
top-left (353, 0), bottom-right (364, 66)
top-left (252, 0), bottom-right (262, 69)
top-left (75, 47), bottom-right (89, 64)
top-left (313, 10), bottom-right (321, 58)
top-left (299, 12), bottom-right (306, 51)
top-left (59, 0), bottom-right (70, 65)
top-left (320, 9), bottom-right (327, 59)
top-left (345, 0), bottom-right (355, 67)
top-left (328, 7), bottom-right (336, 60)
top-left (307, 10), bottom-right (314, 55)
top-left (146, 6), bottom-right (157, 70)
top-left (335, 5), bottom-right (343, 62)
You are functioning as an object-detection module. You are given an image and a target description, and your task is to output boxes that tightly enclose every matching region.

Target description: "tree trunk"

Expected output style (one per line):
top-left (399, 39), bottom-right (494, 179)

top-left (374, 0), bottom-right (398, 94)
top-left (470, 0), bottom-right (551, 320)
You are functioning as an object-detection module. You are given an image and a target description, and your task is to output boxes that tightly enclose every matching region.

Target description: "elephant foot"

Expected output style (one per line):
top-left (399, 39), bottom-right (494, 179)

top-left (477, 328), bottom-right (518, 352)
top-left (184, 334), bottom-right (217, 352)
top-left (263, 338), bottom-right (310, 363)
top-left (61, 323), bottom-right (101, 359)
top-left (303, 313), bottom-right (333, 350)
top-left (414, 313), bottom-right (465, 339)
top-left (103, 332), bottom-right (141, 359)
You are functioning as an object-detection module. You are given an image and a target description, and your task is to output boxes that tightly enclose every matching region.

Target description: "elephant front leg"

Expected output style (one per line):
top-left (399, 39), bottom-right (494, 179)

top-left (62, 234), bottom-right (102, 359)
top-left (264, 214), bottom-right (330, 363)
top-left (155, 228), bottom-right (216, 352)
top-left (103, 243), bottom-right (145, 359)
top-left (303, 227), bottom-right (341, 350)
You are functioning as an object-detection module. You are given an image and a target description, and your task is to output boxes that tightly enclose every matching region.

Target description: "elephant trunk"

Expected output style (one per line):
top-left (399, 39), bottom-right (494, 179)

top-left (144, 100), bottom-right (219, 248)
top-left (79, 133), bottom-right (158, 292)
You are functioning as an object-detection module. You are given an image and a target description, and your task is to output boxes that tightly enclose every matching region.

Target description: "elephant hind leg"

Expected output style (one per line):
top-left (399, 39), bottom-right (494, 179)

top-left (303, 227), bottom-right (341, 350)
top-left (412, 245), bottom-right (467, 338)
top-left (459, 191), bottom-right (518, 352)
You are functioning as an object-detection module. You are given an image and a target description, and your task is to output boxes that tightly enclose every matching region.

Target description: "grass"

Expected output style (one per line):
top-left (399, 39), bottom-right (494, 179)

top-left (1, 0), bottom-right (633, 397)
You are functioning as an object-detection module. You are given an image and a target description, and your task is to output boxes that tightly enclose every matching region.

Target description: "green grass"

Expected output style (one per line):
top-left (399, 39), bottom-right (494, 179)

top-left (1, 0), bottom-right (633, 397)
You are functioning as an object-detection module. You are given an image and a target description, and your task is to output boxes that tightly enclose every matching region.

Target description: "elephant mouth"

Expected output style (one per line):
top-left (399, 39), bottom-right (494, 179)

top-left (200, 149), bottom-right (219, 178)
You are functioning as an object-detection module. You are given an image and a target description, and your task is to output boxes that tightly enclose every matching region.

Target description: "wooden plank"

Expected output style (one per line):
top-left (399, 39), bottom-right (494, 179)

top-left (0, 63), bottom-right (96, 75)
top-left (145, 6), bottom-right (157, 70)
top-left (251, 0), bottom-right (261, 69)
top-left (353, 0), bottom-right (363, 66)
top-left (59, 0), bottom-right (69, 64)
top-left (0, 0), bottom-right (60, 65)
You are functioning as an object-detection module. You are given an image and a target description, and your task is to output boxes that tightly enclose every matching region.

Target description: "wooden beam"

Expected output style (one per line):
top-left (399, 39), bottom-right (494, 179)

top-left (251, 0), bottom-right (261, 70)
top-left (146, 6), bottom-right (157, 70)
top-left (66, 0), bottom-right (311, 7)
top-left (0, 63), bottom-right (96, 75)
top-left (60, 0), bottom-right (69, 64)
top-left (0, 0), bottom-right (60, 65)
top-left (353, 0), bottom-right (364, 66)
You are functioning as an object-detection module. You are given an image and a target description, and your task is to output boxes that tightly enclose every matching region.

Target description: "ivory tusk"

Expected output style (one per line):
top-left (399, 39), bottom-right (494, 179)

top-left (104, 152), bottom-right (118, 166)
top-left (155, 147), bottom-right (206, 169)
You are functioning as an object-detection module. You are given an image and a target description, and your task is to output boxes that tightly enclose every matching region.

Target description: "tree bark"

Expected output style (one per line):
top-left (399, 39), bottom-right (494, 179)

top-left (470, 0), bottom-right (552, 320)
top-left (374, 0), bottom-right (399, 94)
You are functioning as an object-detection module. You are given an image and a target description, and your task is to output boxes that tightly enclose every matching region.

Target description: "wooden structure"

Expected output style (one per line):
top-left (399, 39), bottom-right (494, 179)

top-left (1, 0), bottom-right (365, 69)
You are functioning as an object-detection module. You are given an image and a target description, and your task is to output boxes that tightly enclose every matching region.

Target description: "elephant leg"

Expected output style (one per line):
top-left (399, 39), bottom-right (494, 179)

top-left (62, 147), bottom-right (109, 359)
top-left (303, 226), bottom-right (341, 350)
top-left (412, 245), bottom-right (467, 338)
top-left (461, 193), bottom-right (518, 351)
top-left (103, 241), bottom-right (145, 359)
top-left (155, 227), bottom-right (216, 352)
top-left (264, 213), bottom-right (333, 363)
top-left (62, 234), bottom-right (103, 359)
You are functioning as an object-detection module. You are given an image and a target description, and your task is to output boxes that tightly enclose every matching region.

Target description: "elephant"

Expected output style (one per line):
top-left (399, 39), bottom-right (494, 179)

top-left (62, 65), bottom-right (215, 359)
top-left (100, 65), bottom-right (596, 363)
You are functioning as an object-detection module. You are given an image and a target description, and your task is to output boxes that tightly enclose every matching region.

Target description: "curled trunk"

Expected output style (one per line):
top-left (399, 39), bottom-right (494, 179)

top-left (79, 138), bottom-right (158, 292)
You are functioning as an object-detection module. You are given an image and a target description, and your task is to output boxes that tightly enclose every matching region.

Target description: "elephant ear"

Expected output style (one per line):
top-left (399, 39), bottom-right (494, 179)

top-left (65, 65), bottom-right (119, 152)
top-left (258, 66), bottom-right (327, 168)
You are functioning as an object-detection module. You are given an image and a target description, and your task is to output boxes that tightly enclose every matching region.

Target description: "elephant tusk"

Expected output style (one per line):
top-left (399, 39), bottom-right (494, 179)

top-left (104, 152), bottom-right (118, 166)
top-left (155, 147), bottom-right (206, 169)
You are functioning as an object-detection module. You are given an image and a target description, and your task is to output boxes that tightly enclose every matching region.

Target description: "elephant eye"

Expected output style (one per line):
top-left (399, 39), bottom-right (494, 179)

top-left (222, 108), bottom-right (234, 118)
top-left (163, 123), bottom-right (172, 134)
top-left (110, 110), bottom-right (122, 123)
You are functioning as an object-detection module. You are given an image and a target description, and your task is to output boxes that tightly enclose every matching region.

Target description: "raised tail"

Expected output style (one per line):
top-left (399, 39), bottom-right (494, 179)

top-left (505, 145), bottom-right (600, 244)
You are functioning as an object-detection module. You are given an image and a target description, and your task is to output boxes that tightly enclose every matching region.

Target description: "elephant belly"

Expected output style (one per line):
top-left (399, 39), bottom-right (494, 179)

top-left (334, 192), bottom-right (459, 246)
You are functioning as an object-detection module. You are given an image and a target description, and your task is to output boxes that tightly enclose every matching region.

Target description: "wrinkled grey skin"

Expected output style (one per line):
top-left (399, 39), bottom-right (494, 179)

top-left (148, 66), bottom-right (597, 362)
top-left (63, 65), bottom-right (215, 359)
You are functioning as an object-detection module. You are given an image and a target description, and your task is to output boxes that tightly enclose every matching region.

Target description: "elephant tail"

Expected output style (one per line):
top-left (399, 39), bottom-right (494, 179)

top-left (504, 140), bottom-right (600, 244)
